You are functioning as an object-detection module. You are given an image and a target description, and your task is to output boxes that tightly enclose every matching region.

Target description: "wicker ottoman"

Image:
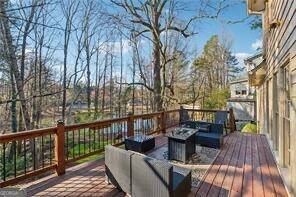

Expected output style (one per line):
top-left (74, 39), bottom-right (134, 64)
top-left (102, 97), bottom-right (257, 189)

top-left (125, 134), bottom-right (155, 153)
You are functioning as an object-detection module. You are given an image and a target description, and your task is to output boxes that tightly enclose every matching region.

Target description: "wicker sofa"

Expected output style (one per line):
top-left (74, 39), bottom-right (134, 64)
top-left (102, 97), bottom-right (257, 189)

top-left (105, 145), bottom-right (192, 197)
top-left (180, 111), bottom-right (227, 149)
top-left (182, 120), bottom-right (223, 148)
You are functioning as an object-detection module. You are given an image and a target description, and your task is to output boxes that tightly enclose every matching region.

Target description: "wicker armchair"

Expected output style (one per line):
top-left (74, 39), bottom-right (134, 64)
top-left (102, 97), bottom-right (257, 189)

top-left (105, 145), bottom-right (192, 197)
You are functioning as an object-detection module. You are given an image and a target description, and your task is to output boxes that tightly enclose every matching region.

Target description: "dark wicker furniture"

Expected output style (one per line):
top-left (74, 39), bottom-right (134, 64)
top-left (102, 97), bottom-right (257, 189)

top-left (105, 145), bottom-right (192, 197)
top-left (167, 128), bottom-right (197, 163)
top-left (182, 121), bottom-right (224, 149)
top-left (125, 134), bottom-right (155, 153)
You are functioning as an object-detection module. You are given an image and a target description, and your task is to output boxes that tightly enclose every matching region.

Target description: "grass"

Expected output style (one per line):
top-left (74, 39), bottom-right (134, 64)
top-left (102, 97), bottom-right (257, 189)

top-left (241, 123), bottom-right (257, 134)
top-left (68, 140), bottom-right (112, 158)
top-left (72, 144), bottom-right (125, 165)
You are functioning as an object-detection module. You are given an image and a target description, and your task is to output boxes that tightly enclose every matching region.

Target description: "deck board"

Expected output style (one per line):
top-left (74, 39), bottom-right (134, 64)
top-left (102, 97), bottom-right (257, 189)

top-left (196, 133), bottom-right (288, 197)
top-left (229, 134), bottom-right (247, 196)
top-left (251, 134), bottom-right (264, 197)
top-left (23, 132), bottom-right (288, 197)
top-left (218, 133), bottom-right (243, 197)
top-left (242, 133), bottom-right (253, 196)
top-left (207, 133), bottom-right (239, 196)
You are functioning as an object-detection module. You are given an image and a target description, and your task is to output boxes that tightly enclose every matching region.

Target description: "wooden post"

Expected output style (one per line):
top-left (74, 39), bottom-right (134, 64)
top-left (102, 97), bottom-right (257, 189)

top-left (55, 120), bottom-right (65, 176)
top-left (127, 113), bottom-right (134, 137)
top-left (161, 111), bottom-right (166, 134)
top-left (229, 108), bottom-right (236, 133)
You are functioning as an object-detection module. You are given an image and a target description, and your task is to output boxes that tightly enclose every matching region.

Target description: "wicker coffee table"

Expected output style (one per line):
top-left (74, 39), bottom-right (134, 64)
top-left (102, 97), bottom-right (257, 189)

top-left (125, 134), bottom-right (155, 153)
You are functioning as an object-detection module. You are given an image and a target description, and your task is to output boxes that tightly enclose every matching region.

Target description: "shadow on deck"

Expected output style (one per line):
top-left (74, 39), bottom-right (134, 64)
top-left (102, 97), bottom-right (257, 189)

top-left (23, 133), bottom-right (288, 197)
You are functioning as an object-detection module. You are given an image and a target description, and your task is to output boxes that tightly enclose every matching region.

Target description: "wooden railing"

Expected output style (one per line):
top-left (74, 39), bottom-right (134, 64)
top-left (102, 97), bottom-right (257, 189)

top-left (0, 107), bottom-right (235, 187)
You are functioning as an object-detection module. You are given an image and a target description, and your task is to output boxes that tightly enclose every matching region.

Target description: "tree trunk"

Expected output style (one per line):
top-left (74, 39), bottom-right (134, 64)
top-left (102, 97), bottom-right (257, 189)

top-left (152, 35), bottom-right (163, 112)
top-left (94, 49), bottom-right (100, 120)
top-left (86, 41), bottom-right (91, 114)
top-left (151, 5), bottom-right (163, 112)
top-left (101, 52), bottom-right (108, 116)
top-left (118, 34), bottom-right (123, 117)
top-left (0, 1), bottom-right (31, 130)
top-left (109, 52), bottom-right (113, 117)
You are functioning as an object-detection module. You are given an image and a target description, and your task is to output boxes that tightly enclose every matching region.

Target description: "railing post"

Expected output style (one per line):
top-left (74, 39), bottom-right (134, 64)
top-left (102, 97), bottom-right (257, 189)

top-left (229, 108), bottom-right (236, 133)
top-left (127, 113), bottom-right (134, 137)
top-left (55, 120), bottom-right (65, 176)
top-left (161, 111), bottom-right (166, 134)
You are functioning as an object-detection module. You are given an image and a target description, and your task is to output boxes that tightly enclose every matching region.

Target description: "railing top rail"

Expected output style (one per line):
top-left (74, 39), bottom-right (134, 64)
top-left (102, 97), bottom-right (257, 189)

top-left (186, 109), bottom-right (229, 113)
top-left (65, 116), bottom-right (129, 131)
top-left (165, 109), bottom-right (180, 113)
top-left (0, 127), bottom-right (57, 143)
top-left (133, 111), bottom-right (163, 119)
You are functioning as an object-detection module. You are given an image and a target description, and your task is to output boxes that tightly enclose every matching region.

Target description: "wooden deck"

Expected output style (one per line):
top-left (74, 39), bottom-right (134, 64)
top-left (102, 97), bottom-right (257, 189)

top-left (24, 133), bottom-right (288, 197)
top-left (196, 133), bottom-right (288, 197)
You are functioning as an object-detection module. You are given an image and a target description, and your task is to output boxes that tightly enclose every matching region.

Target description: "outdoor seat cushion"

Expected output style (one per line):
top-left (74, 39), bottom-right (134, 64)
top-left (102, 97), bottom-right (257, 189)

top-left (196, 132), bottom-right (222, 148)
top-left (198, 124), bottom-right (210, 132)
top-left (196, 132), bottom-right (221, 139)
top-left (172, 172), bottom-right (186, 190)
top-left (172, 166), bottom-right (191, 190)
top-left (172, 166), bottom-right (191, 197)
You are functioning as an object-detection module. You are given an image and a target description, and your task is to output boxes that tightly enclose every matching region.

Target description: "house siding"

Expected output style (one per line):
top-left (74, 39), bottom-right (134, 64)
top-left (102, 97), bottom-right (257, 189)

top-left (256, 0), bottom-right (296, 195)
top-left (291, 56), bottom-right (296, 195)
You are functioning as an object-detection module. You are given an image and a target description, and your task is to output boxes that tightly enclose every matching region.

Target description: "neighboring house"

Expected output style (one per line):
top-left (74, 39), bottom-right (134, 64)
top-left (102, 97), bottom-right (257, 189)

top-left (227, 77), bottom-right (256, 123)
top-left (247, 0), bottom-right (296, 195)
top-left (227, 53), bottom-right (261, 123)
top-left (229, 78), bottom-right (254, 99)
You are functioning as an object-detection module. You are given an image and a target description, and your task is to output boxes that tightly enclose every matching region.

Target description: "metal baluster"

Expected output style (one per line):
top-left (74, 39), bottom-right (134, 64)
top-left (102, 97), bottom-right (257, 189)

top-left (49, 134), bottom-right (52, 165)
top-left (78, 129), bottom-right (81, 156)
top-left (66, 132), bottom-right (69, 160)
top-left (93, 127), bottom-right (96, 150)
top-left (97, 127), bottom-right (100, 149)
top-left (3, 143), bottom-right (6, 181)
top-left (33, 138), bottom-right (36, 170)
top-left (108, 126), bottom-right (110, 145)
top-left (14, 142), bottom-right (17, 177)
top-left (102, 127), bottom-right (105, 149)
top-left (24, 139), bottom-right (27, 174)
top-left (83, 128), bottom-right (86, 154)
top-left (72, 130), bottom-right (75, 158)
top-left (88, 128), bottom-right (91, 153)
top-left (41, 136), bottom-right (44, 168)
top-left (108, 126), bottom-right (110, 144)
top-left (98, 127), bottom-right (101, 150)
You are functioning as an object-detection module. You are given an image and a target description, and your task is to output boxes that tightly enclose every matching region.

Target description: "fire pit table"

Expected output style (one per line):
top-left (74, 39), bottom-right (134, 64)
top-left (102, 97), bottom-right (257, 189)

top-left (166, 127), bottom-right (197, 163)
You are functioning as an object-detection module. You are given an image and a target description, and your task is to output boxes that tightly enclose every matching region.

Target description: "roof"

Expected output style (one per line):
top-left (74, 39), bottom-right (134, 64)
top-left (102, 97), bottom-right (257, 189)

top-left (248, 60), bottom-right (266, 86)
top-left (246, 0), bottom-right (265, 14)
top-left (244, 51), bottom-right (263, 63)
top-left (229, 78), bottom-right (248, 85)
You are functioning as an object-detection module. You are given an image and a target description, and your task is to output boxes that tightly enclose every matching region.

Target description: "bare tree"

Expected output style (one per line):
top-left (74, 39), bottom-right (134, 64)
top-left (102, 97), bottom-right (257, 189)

top-left (111, 0), bottom-right (228, 111)
top-left (61, 0), bottom-right (80, 121)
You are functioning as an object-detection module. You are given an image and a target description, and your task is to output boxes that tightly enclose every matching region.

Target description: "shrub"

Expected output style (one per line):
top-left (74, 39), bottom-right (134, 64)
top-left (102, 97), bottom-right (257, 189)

top-left (203, 88), bottom-right (230, 109)
top-left (242, 123), bottom-right (257, 134)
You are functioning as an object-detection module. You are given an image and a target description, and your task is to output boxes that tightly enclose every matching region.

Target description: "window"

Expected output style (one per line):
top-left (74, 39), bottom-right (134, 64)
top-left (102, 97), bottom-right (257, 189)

top-left (282, 65), bottom-right (291, 167)
top-left (241, 90), bottom-right (247, 95)
top-left (235, 90), bottom-right (240, 95)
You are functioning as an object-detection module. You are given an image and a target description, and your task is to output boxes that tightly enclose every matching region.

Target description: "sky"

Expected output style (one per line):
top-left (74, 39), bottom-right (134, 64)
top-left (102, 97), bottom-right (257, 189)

top-left (182, 0), bottom-right (262, 69)
top-left (27, 0), bottom-right (263, 83)
top-left (104, 0), bottom-right (263, 75)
